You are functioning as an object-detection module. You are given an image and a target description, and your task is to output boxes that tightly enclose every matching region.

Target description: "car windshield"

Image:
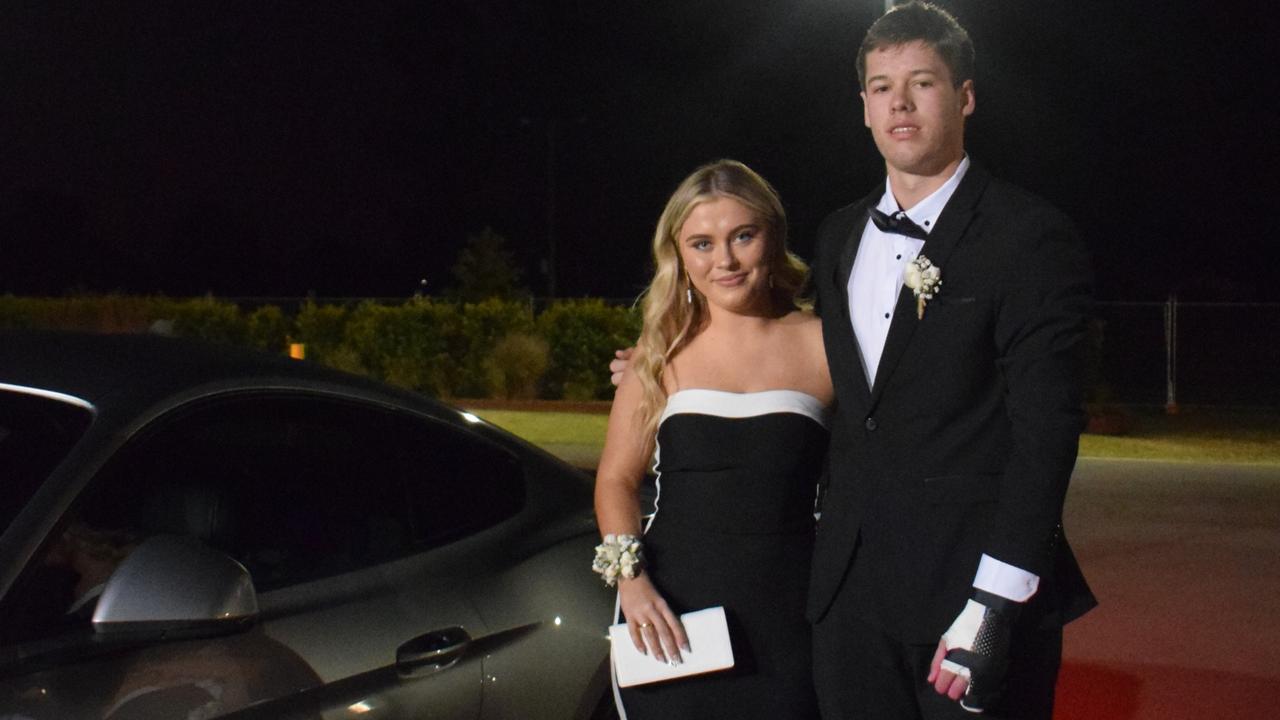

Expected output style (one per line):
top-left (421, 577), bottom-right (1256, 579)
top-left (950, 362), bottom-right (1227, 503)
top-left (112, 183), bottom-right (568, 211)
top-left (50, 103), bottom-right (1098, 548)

top-left (0, 389), bottom-right (93, 534)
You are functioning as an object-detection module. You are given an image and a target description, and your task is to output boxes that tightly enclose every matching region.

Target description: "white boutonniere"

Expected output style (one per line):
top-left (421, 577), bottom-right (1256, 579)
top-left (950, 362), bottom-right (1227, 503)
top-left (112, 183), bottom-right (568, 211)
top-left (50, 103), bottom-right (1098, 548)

top-left (903, 255), bottom-right (941, 319)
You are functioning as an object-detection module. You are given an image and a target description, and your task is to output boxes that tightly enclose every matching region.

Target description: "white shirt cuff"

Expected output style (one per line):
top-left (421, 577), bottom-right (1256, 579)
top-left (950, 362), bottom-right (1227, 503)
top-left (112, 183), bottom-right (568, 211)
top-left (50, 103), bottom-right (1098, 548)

top-left (972, 554), bottom-right (1039, 602)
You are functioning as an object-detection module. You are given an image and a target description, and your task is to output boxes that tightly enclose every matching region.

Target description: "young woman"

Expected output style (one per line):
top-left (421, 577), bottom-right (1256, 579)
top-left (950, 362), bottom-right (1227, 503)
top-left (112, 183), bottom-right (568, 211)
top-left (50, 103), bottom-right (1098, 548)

top-left (594, 160), bottom-right (833, 719)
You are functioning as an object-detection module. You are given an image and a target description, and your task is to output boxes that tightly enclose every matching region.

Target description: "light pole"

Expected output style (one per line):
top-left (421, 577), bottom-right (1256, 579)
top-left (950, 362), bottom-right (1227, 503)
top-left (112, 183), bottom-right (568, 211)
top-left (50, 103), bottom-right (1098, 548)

top-left (545, 116), bottom-right (558, 300)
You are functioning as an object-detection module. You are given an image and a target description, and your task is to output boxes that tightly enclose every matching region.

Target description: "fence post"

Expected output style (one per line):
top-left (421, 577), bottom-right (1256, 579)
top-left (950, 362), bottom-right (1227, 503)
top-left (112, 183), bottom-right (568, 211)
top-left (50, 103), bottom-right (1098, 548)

top-left (1164, 293), bottom-right (1178, 414)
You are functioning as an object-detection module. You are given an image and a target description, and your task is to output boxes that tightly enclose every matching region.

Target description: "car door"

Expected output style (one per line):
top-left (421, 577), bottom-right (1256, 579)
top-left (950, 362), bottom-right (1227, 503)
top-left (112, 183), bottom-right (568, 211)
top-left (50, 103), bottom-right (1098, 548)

top-left (0, 389), bottom-right (526, 719)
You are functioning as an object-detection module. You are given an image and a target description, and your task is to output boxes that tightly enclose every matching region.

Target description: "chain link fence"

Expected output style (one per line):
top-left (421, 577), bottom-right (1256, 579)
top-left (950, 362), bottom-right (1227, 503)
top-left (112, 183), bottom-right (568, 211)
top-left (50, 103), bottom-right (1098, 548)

top-left (1092, 300), bottom-right (1280, 407)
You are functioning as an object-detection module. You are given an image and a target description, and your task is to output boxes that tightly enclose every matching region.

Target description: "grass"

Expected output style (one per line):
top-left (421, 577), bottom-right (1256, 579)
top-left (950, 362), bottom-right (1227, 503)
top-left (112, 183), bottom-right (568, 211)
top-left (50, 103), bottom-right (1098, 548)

top-left (471, 410), bottom-right (610, 470)
top-left (473, 410), bottom-right (611, 445)
top-left (1078, 406), bottom-right (1280, 464)
top-left (468, 405), bottom-right (1280, 468)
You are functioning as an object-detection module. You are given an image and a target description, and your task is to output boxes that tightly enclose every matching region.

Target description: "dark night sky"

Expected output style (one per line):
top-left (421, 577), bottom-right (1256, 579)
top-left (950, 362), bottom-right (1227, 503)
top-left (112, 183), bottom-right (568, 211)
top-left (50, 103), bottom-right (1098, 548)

top-left (2, 1), bottom-right (1278, 301)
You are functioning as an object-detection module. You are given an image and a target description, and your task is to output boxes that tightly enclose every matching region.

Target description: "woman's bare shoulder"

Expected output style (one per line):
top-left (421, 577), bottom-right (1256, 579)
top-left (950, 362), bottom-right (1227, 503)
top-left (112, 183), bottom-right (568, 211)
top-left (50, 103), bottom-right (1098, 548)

top-left (780, 309), bottom-right (824, 338)
top-left (782, 311), bottom-right (833, 402)
top-left (781, 308), bottom-right (820, 324)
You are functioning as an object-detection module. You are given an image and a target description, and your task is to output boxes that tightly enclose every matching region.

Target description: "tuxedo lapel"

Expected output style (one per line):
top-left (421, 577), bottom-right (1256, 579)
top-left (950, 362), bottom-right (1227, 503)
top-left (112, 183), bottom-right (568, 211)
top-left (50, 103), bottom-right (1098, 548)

top-left (869, 164), bottom-right (990, 404)
top-left (837, 213), bottom-right (868, 294)
top-left (830, 192), bottom-right (879, 406)
top-left (834, 185), bottom-right (881, 294)
top-left (915, 162), bottom-right (990, 279)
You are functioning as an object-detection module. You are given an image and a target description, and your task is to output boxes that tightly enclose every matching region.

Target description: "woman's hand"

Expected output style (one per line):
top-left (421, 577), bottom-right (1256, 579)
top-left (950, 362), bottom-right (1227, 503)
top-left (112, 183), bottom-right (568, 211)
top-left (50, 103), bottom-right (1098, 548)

top-left (618, 573), bottom-right (689, 665)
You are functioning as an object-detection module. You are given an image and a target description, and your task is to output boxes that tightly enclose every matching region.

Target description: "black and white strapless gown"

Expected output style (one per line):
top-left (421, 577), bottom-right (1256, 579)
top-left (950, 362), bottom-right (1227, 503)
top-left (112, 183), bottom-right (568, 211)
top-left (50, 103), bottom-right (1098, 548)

top-left (615, 389), bottom-right (830, 720)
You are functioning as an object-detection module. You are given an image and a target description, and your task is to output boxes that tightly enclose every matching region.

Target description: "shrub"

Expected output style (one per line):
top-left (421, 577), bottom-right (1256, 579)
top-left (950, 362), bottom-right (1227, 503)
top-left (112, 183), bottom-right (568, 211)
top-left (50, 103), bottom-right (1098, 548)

top-left (171, 297), bottom-right (248, 345)
top-left (318, 344), bottom-right (368, 376)
top-left (454, 298), bottom-right (536, 397)
top-left (340, 298), bottom-right (460, 395)
top-left (485, 332), bottom-right (550, 399)
top-left (247, 305), bottom-right (291, 353)
top-left (0, 295), bottom-right (36, 330)
top-left (537, 299), bottom-right (641, 400)
top-left (88, 295), bottom-right (178, 333)
top-left (0, 295), bottom-right (180, 333)
top-left (294, 301), bottom-right (351, 365)
top-left (0, 294), bottom-right (653, 403)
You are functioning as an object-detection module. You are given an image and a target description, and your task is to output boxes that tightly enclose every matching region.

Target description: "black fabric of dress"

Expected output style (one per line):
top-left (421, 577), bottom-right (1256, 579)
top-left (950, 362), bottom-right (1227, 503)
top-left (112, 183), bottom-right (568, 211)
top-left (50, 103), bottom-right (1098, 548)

top-left (617, 390), bottom-right (828, 720)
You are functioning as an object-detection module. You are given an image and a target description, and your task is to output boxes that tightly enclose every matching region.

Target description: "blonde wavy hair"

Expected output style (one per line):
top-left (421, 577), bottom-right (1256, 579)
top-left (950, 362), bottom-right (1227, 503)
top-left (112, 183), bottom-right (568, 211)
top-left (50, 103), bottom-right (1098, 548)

top-left (633, 159), bottom-right (810, 436)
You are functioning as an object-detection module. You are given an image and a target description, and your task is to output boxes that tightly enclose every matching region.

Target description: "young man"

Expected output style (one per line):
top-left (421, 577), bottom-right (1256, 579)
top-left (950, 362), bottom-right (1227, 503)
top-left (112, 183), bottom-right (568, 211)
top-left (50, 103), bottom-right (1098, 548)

top-left (806, 3), bottom-right (1095, 718)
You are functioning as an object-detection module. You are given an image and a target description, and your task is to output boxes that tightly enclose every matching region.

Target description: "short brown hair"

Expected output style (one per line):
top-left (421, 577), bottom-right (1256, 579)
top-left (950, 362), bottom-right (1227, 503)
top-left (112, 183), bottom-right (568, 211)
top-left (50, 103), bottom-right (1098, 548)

top-left (857, 2), bottom-right (974, 90)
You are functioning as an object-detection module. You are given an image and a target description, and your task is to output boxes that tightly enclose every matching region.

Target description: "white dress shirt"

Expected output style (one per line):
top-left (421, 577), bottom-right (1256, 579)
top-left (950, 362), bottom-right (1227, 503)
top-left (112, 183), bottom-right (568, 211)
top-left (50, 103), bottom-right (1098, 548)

top-left (845, 155), bottom-right (1039, 603)
top-left (847, 155), bottom-right (969, 387)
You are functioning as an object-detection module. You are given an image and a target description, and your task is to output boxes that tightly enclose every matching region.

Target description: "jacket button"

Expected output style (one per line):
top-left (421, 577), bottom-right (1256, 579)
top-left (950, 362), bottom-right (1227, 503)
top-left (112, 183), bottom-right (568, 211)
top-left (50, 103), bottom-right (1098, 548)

top-left (865, 417), bottom-right (878, 431)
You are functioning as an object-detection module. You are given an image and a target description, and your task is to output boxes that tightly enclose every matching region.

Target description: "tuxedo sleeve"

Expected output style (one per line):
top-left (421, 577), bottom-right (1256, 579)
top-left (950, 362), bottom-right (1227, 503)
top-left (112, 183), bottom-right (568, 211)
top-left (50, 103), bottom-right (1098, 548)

top-left (807, 211), bottom-right (841, 321)
top-left (808, 254), bottom-right (825, 319)
top-left (988, 207), bottom-right (1092, 577)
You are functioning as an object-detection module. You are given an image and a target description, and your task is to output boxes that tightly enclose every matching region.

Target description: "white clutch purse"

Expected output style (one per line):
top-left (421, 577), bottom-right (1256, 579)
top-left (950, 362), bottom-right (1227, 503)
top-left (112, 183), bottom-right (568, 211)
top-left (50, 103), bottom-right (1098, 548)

top-left (609, 606), bottom-right (735, 687)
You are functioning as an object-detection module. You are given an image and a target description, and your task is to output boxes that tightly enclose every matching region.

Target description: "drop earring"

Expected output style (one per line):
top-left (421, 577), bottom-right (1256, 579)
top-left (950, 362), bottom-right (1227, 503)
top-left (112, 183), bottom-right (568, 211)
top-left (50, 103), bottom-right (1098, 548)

top-left (686, 287), bottom-right (693, 304)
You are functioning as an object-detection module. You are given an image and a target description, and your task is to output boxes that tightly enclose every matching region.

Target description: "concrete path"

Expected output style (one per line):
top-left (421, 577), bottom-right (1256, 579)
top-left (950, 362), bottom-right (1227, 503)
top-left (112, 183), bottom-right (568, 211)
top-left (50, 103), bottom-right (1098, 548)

top-left (1057, 458), bottom-right (1280, 719)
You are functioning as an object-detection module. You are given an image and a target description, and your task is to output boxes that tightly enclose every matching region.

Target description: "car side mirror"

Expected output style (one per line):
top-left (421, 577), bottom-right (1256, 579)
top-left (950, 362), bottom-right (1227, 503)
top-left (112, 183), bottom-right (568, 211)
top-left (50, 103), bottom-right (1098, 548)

top-left (93, 534), bottom-right (258, 637)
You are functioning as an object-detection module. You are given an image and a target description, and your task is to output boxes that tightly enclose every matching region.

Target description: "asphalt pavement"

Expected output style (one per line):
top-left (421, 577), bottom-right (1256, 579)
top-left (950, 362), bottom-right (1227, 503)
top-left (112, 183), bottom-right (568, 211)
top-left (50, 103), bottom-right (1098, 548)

top-left (1056, 458), bottom-right (1280, 720)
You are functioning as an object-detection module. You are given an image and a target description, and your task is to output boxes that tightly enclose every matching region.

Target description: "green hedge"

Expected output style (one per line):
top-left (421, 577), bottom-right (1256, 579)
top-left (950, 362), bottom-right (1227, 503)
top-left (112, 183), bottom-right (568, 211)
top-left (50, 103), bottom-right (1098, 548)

top-left (293, 301), bottom-right (350, 365)
top-left (455, 298), bottom-right (536, 397)
top-left (537, 299), bottom-right (642, 401)
top-left (340, 299), bottom-right (460, 395)
top-left (0, 294), bottom-right (182, 333)
top-left (171, 297), bottom-right (248, 346)
top-left (1, 294), bottom-right (640, 401)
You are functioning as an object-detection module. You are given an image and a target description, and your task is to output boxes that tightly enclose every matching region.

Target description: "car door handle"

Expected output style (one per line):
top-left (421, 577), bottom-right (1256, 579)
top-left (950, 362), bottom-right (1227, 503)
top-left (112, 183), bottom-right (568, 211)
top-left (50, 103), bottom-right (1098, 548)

top-left (396, 626), bottom-right (472, 678)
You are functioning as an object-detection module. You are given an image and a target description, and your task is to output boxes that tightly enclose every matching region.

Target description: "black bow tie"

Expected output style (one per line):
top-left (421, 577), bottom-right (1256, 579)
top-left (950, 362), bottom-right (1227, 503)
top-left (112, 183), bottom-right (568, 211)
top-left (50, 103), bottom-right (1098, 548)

top-left (869, 207), bottom-right (930, 241)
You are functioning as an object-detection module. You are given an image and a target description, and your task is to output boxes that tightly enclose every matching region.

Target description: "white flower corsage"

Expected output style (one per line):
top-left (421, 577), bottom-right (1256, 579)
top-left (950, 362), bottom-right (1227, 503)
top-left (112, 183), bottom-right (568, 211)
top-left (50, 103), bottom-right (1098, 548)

top-left (592, 533), bottom-right (645, 587)
top-left (903, 255), bottom-right (942, 319)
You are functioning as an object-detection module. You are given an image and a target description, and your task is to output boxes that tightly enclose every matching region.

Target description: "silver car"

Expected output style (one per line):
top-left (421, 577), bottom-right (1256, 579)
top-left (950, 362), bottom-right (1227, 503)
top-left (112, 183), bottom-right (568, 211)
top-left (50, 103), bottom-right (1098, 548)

top-left (0, 331), bottom-right (616, 719)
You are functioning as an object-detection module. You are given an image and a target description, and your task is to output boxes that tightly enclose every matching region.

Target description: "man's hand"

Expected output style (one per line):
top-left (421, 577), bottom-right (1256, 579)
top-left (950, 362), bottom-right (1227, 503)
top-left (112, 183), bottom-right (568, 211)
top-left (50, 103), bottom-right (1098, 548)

top-left (927, 592), bottom-right (1021, 713)
top-left (609, 347), bottom-right (635, 387)
top-left (928, 639), bottom-right (970, 703)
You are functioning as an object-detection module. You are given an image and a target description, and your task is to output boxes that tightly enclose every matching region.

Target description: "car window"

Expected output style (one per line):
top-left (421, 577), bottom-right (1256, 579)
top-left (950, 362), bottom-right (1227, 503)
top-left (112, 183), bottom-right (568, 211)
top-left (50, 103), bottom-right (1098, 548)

top-left (2, 392), bottom-right (525, 645)
top-left (0, 389), bottom-right (93, 535)
top-left (95, 393), bottom-right (526, 590)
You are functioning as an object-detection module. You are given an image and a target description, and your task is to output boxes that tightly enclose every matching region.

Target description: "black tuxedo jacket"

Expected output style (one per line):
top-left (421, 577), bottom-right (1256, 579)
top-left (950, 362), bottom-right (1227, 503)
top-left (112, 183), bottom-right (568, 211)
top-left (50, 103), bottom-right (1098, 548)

top-left (807, 162), bottom-right (1096, 643)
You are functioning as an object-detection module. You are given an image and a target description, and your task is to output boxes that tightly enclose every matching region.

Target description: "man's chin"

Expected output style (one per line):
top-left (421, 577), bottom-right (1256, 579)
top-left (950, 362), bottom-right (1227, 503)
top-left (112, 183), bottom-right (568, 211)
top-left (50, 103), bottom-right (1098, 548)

top-left (882, 153), bottom-right (959, 180)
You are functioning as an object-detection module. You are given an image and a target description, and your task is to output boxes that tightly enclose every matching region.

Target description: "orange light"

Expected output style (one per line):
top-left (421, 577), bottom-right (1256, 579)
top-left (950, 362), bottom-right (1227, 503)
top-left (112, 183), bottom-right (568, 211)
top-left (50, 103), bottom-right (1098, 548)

top-left (289, 343), bottom-right (306, 360)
